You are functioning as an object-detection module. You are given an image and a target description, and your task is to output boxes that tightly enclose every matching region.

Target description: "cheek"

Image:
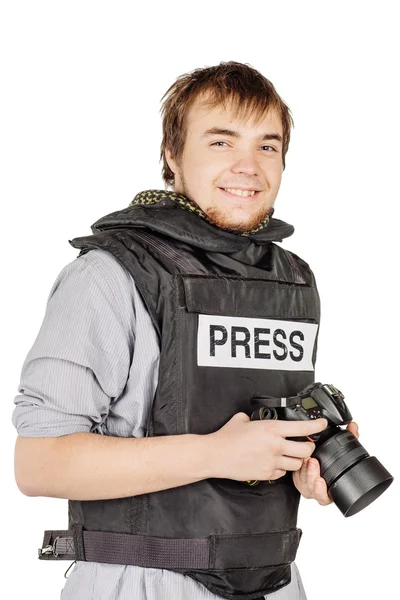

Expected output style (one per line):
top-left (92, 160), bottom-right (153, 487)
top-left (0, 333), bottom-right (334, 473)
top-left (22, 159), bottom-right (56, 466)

top-left (271, 161), bottom-right (283, 184)
top-left (186, 145), bottom-right (228, 178)
top-left (275, 166), bottom-right (283, 185)
top-left (261, 165), bottom-right (281, 193)
top-left (189, 160), bottom-right (222, 191)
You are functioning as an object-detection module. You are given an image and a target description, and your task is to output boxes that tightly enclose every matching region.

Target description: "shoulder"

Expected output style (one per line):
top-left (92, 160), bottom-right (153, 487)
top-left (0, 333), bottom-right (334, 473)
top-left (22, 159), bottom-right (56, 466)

top-left (46, 248), bottom-right (138, 336)
top-left (49, 248), bottom-right (134, 293)
top-left (48, 248), bottom-right (139, 320)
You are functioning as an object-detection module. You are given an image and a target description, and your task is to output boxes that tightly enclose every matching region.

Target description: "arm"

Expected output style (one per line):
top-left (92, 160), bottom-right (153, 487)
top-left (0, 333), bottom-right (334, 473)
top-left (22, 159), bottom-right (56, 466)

top-left (14, 431), bottom-right (214, 499)
top-left (15, 414), bottom-right (327, 500)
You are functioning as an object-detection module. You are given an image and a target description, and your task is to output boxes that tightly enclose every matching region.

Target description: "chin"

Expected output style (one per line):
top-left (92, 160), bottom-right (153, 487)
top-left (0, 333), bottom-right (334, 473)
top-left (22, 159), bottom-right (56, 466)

top-left (209, 216), bottom-right (260, 233)
top-left (206, 206), bottom-right (268, 232)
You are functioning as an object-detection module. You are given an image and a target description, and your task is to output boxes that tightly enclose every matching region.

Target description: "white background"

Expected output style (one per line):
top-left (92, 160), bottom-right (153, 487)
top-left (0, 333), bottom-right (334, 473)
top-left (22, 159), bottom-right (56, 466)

top-left (1, 1), bottom-right (399, 598)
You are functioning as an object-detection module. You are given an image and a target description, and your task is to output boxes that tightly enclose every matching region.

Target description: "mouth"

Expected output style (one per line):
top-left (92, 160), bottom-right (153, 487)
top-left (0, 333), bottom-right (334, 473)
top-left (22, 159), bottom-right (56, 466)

top-left (218, 187), bottom-right (262, 202)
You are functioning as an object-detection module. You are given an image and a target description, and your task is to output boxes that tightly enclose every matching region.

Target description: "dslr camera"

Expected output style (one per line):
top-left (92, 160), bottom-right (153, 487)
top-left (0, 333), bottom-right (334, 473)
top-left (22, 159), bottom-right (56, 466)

top-left (249, 382), bottom-right (393, 516)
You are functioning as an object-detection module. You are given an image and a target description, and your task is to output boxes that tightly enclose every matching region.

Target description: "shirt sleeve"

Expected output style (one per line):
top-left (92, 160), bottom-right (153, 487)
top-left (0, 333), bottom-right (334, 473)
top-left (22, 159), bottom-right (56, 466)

top-left (11, 248), bottom-right (136, 437)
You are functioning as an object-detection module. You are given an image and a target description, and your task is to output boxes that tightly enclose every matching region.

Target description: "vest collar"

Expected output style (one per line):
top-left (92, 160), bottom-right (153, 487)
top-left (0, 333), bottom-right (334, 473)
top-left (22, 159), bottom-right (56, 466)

top-left (91, 189), bottom-right (295, 253)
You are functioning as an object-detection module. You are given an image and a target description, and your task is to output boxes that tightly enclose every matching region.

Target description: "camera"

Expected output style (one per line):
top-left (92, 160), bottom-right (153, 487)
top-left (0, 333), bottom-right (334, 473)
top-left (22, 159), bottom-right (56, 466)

top-left (249, 382), bottom-right (393, 517)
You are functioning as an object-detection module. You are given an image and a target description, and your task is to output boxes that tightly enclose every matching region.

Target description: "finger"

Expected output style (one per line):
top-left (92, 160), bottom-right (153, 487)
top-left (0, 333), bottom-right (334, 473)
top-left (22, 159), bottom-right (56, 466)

top-left (292, 468), bottom-right (310, 498)
top-left (275, 418), bottom-right (328, 438)
top-left (282, 440), bottom-right (316, 459)
top-left (306, 457), bottom-right (320, 492)
top-left (293, 464), bottom-right (313, 499)
top-left (346, 421), bottom-right (359, 439)
top-left (314, 478), bottom-right (333, 506)
top-left (269, 469), bottom-right (287, 481)
top-left (278, 456), bottom-right (304, 472)
top-left (232, 412), bottom-right (251, 422)
top-left (307, 460), bottom-right (332, 505)
top-left (299, 458), bottom-right (310, 485)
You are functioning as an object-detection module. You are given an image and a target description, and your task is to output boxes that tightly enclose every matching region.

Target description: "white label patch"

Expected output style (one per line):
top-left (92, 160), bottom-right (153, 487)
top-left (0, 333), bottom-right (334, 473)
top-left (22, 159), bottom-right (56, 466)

top-left (197, 315), bottom-right (318, 371)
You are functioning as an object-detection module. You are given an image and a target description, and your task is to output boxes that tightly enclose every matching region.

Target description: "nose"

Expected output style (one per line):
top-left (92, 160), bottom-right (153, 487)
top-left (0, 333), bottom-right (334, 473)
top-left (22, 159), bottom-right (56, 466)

top-left (230, 152), bottom-right (261, 177)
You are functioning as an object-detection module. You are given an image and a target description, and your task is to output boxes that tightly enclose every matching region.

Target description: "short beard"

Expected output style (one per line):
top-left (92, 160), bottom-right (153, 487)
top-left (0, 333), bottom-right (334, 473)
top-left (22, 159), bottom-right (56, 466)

top-left (178, 171), bottom-right (271, 234)
top-left (203, 204), bottom-right (270, 233)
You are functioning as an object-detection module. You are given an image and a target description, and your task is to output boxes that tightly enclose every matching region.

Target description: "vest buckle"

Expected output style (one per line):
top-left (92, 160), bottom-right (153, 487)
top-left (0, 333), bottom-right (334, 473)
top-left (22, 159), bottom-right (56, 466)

top-left (38, 535), bottom-right (60, 558)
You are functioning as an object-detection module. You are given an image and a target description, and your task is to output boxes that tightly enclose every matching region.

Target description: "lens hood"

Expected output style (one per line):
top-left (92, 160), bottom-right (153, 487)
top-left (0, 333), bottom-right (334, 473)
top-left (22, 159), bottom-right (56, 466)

top-left (328, 456), bottom-right (393, 517)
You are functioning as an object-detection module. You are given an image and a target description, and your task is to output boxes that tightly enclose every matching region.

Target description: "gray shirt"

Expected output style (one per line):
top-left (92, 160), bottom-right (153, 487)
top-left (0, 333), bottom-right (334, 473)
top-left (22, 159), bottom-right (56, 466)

top-left (12, 248), bottom-right (307, 600)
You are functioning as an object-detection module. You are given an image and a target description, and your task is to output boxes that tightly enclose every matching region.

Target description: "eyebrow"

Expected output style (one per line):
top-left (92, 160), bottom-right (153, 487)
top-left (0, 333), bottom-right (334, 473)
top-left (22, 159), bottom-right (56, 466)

top-left (201, 127), bottom-right (283, 144)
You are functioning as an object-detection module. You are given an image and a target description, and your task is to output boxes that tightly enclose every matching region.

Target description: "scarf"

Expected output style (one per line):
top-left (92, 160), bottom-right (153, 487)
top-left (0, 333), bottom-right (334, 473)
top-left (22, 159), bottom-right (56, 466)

top-left (128, 189), bottom-right (274, 236)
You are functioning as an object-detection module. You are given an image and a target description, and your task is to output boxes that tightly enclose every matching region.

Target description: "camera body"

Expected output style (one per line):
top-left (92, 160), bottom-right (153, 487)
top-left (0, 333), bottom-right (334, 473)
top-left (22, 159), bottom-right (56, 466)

top-left (251, 382), bottom-right (352, 444)
top-left (250, 382), bottom-right (393, 517)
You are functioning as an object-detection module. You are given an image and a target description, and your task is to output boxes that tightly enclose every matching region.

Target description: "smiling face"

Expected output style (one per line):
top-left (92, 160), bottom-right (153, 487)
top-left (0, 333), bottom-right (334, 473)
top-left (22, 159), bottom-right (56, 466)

top-left (165, 94), bottom-right (284, 232)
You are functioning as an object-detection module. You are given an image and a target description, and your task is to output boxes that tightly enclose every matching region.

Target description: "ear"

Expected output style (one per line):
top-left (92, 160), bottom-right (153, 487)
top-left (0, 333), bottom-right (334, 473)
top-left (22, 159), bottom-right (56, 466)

top-left (164, 147), bottom-right (179, 175)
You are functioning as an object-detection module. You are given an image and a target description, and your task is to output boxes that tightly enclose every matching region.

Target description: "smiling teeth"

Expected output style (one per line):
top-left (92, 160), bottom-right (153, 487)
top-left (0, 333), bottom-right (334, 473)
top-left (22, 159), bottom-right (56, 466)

top-left (224, 188), bottom-right (256, 197)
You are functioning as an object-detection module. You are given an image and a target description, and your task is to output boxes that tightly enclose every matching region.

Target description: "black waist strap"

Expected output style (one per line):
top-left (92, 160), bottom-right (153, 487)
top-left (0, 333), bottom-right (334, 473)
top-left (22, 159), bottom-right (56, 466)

top-left (38, 527), bottom-right (302, 569)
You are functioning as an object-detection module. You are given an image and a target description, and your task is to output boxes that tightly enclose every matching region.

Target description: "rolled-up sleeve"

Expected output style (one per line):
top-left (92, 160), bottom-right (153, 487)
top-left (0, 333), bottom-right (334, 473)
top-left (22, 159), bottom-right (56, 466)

top-left (12, 249), bottom-right (136, 437)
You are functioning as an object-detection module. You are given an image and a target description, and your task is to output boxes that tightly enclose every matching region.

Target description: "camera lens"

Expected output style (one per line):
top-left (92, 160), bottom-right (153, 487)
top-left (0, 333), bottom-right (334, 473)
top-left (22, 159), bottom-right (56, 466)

top-left (313, 430), bottom-right (393, 517)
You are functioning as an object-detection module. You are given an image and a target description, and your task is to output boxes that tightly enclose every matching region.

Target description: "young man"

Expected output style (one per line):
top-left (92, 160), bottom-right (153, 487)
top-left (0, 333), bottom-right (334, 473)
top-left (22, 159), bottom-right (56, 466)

top-left (13, 61), bottom-right (358, 600)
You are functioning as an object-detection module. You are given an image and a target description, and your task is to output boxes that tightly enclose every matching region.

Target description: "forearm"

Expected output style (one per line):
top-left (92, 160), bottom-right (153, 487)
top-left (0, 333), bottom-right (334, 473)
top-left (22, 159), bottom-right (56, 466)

top-left (15, 431), bottom-right (215, 500)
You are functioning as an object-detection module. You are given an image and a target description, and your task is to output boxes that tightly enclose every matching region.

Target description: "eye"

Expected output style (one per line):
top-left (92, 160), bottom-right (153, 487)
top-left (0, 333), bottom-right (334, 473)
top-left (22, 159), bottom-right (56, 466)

top-left (210, 141), bottom-right (228, 147)
top-left (261, 145), bottom-right (276, 152)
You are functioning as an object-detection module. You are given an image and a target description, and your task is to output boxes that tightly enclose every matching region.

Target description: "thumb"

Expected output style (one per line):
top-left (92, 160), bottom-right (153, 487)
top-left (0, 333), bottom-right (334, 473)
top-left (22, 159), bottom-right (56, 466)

top-left (231, 412), bottom-right (251, 422)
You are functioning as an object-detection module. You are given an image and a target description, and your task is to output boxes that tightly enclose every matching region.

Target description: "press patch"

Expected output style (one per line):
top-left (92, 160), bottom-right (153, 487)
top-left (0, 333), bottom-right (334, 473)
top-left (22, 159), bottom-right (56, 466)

top-left (197, 315), bottom-right (318, 371)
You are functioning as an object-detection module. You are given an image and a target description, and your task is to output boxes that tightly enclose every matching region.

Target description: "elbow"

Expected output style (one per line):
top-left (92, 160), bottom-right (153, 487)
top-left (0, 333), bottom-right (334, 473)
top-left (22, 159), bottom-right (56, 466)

top-left (15, 480), bottom-right (36, 497)
top-left (14, 463), bottom-right (38, 497)
top-left (14, 435), bottom-right (58, 497)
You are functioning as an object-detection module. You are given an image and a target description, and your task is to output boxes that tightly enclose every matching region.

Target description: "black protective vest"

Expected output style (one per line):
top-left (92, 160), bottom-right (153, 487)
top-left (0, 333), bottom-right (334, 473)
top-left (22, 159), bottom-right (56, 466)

top-left (41, 193), bottom-right (321, 600)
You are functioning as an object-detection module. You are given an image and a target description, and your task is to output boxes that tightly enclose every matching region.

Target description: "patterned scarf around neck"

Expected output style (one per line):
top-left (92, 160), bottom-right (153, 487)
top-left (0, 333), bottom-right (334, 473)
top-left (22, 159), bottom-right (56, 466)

top-left (129, 189), bottom-right (273, 237)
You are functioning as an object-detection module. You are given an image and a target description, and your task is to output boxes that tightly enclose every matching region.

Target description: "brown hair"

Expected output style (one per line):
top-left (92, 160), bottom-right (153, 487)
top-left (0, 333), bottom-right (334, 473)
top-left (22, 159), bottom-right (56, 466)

top-left (160, 61), bottom-right (294, 188)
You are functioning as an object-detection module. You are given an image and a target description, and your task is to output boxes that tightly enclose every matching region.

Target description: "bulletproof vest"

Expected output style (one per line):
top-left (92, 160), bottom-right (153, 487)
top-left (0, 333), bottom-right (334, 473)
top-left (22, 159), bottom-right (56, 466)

top-left (39, 190), bottom-right (321, 600)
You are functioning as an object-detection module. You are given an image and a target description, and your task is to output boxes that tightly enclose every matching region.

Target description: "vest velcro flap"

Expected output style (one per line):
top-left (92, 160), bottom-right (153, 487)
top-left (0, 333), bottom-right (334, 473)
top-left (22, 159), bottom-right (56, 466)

top-left (181, 275), bottom-right (320, 321)
top-left (210, 528), bottom-right (302, 569)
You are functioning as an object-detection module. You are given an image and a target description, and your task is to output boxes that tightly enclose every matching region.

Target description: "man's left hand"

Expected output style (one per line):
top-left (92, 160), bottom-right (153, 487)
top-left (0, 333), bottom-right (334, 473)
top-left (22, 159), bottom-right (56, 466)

top-left (292, 421), bottom-right (359, 505)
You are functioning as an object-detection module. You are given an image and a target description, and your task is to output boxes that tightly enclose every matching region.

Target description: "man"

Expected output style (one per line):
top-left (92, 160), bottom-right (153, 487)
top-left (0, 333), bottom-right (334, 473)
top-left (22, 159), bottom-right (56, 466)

top-left (13, 61), bottom-right (358, 600)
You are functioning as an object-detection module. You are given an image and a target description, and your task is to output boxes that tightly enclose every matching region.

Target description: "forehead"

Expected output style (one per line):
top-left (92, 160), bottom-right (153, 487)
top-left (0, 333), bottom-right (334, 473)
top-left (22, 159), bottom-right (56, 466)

top-left (186, 93), bottom-right (283, 137)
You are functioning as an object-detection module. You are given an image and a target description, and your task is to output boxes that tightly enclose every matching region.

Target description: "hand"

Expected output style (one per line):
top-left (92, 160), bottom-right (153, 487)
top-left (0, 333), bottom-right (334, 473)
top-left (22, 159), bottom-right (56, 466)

top-left (292, 421), bottom-right (359, 505)
top-left (209, 413), bottom-right (327, 482)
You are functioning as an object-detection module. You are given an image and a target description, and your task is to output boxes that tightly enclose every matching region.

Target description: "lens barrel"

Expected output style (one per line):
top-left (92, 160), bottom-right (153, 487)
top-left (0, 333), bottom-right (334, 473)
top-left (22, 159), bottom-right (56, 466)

top-left (313, 429), bottom-right (393, 517)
